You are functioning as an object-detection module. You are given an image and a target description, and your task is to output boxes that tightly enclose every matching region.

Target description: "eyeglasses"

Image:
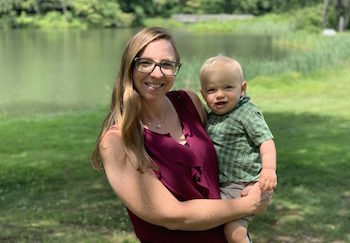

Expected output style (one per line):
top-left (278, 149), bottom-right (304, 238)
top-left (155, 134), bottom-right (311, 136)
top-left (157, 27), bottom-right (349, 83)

top-left (134, 57), bottom-right (181, 76)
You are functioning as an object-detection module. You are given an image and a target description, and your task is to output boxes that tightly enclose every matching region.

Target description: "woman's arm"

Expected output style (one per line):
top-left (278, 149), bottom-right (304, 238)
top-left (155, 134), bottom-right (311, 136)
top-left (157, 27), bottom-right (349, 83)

top-left (100, 129), bottom-right (272, 231)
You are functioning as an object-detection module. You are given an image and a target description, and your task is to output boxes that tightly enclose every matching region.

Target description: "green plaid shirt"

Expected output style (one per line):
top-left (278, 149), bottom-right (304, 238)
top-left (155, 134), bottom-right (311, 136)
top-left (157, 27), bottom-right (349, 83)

top-left (207, 94), bottom-right (273, 184)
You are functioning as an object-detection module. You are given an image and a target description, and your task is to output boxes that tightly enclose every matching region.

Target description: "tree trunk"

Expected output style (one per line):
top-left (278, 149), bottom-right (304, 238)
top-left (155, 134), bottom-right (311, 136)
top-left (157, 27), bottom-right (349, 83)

top-left (35, 0), bottom-right (41, 16)
top-left (337, 0), bottom-right (345, 31)
top-left (323, 0), bottom-right (329, 28)
top-left (60, 0), bottom-right (68, 21)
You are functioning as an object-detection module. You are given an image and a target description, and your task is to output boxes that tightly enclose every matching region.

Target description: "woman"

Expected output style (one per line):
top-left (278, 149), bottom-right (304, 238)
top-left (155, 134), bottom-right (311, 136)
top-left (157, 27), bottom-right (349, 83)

top-left (91, 27), bottom-right (272, 242)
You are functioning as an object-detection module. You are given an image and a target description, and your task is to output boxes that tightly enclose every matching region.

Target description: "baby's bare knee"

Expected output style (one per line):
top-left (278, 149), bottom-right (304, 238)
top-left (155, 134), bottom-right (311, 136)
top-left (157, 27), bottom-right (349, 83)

top-left (224, 222), bottom-right (249, 243)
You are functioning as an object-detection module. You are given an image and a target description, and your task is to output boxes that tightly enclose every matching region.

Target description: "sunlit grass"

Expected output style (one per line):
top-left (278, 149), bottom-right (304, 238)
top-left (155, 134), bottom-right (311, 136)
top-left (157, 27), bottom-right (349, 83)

top-left (248, 63), bottom-right (350, 119)
top-left (146, 13), bottom-right (293, 35)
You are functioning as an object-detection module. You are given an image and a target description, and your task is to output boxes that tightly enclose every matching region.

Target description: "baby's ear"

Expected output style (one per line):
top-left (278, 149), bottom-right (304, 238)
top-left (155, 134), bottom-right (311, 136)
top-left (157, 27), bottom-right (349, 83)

top-left (241, 81), bottom-right (247, 96)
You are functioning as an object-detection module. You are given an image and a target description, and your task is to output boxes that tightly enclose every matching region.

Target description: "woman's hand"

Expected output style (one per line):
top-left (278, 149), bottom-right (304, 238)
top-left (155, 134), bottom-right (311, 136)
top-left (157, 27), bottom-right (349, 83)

top-left (244, 182), bottom-right (273, 215)
top-left (240, 182), bottom-right (254, 197)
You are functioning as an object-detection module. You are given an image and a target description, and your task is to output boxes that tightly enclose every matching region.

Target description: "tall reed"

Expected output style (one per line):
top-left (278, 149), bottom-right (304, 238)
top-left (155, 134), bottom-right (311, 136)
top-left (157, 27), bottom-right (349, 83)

top-left (175, 33), bottom-right (350, 90)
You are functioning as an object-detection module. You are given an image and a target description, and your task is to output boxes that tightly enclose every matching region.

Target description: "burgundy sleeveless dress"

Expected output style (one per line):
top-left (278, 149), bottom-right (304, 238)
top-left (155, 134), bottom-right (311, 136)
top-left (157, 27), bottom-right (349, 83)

top-left (127, 90), bottom-right (227, 243)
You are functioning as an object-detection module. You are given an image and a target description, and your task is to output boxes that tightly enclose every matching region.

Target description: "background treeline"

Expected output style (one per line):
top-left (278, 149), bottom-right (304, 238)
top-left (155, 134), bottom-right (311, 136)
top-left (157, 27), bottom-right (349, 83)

top-left (0, 0), bottom-right (349, 30)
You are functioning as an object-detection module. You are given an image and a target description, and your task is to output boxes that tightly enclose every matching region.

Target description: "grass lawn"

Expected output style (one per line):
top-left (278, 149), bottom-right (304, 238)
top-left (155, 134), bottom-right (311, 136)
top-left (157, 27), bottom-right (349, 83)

top-left (1, 61), bottom-right (349, 242)
top-left (247, 65), bottom-right (350, 242)
top-left (0, 109), bottom-right (136, 242)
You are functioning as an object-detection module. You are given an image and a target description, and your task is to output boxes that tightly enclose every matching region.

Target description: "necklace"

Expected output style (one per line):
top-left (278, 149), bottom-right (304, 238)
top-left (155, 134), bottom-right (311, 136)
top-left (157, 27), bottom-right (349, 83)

top-left (143, 100), bottom-right (167, 129)
top-left (145, 121), bottom-right (165, 129)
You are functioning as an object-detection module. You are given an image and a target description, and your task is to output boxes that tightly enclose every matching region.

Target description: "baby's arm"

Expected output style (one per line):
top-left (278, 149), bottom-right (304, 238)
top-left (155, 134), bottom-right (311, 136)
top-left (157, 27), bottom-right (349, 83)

top-left (259, 139), bottom-right (277, 191)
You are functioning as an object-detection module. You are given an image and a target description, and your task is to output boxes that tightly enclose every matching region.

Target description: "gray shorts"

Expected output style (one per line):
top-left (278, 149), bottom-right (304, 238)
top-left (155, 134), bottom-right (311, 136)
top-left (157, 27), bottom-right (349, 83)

top-left (220, 182), bottom-right (254, 228)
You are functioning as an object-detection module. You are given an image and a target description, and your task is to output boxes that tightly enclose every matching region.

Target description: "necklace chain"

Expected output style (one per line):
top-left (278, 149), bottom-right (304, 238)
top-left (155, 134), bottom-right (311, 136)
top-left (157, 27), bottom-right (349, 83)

top-left (143, 100), bottom-right (167, 129)
top-left (144, 121), bottom-right (165, 129)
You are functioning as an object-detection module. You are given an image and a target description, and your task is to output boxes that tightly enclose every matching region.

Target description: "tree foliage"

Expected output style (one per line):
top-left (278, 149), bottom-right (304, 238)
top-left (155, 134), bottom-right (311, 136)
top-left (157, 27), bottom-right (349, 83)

top-left (72, 0), bottom-right (133, 27)
top-left (0, 0), bottom-right (349, 29)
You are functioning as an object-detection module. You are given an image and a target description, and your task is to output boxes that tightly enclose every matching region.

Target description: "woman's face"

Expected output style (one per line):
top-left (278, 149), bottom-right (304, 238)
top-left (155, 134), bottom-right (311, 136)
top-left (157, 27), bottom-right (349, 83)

top-left (133, 39), bottom-right (177, 101)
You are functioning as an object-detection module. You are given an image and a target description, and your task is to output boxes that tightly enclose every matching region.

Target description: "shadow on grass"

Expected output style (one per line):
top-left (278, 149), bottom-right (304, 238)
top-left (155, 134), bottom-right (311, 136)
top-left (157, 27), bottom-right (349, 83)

top-left (0, 110), bottom-right (349, 242)
top-left (251, 112), bottom-right (350, 242)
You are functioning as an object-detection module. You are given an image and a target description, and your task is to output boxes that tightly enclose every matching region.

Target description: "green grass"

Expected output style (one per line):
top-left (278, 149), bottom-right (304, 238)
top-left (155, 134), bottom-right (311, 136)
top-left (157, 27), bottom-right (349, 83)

top-left (145, 13), bottom-right (294, 35)
top-left (0, 110), bottom-right (136, 242)
top-left (247, 65), bottom-right (350, 242)
top-left (1, 62), bottom-right (350, 242)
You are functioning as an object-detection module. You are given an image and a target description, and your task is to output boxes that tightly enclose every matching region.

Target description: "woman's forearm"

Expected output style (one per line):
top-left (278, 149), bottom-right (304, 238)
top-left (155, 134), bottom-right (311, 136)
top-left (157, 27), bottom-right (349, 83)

top-left (164, 196), bottom-right (253, 230)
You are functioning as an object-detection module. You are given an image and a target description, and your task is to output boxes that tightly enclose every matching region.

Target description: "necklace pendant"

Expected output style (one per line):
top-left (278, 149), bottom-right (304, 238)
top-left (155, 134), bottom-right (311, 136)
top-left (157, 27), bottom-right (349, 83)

top-left (156, 123), bottom-right (163, 129)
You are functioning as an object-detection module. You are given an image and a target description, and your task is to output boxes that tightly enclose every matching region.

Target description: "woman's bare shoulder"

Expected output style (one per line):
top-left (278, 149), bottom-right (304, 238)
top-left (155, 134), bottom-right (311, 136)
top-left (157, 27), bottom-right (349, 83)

top-left (99, 125), bottom-right (122, 153)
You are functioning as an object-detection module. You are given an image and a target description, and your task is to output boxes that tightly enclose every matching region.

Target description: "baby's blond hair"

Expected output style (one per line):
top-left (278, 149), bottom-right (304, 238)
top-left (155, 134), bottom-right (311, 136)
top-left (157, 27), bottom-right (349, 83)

top-left (200, 56), bottom-right (244, 88)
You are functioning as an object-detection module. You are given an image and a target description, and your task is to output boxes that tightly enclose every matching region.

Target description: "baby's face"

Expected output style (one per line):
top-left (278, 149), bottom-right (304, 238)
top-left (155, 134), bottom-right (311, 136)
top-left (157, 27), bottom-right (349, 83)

top-left (201, 69), bottom-right (245, 115)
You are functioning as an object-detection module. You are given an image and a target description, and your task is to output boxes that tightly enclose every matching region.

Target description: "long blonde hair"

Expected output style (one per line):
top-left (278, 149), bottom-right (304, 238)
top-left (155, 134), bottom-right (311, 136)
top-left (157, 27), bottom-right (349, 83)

top-left (91, 27), bottom-right (180, 172)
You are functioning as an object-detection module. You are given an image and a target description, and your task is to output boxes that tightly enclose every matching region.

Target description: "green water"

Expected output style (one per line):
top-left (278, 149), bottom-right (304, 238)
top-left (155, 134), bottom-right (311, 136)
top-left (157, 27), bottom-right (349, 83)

top-left (0, 29), bottom-right (286, 116)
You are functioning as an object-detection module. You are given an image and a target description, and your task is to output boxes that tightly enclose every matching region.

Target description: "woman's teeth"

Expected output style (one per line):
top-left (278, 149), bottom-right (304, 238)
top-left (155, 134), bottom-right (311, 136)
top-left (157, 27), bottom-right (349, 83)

top-left (146, 83), bottom-right (162, 88)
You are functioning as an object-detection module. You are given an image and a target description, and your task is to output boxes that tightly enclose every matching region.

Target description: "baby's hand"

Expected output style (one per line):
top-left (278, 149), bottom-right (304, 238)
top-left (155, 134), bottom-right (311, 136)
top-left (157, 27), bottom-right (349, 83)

top-left (259, 168), bottom-right (277, 191)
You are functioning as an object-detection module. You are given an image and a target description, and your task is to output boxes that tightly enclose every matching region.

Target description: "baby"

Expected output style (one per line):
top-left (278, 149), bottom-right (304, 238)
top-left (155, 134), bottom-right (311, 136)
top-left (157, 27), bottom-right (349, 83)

top-left (200, 56), bottom-right (277, 243)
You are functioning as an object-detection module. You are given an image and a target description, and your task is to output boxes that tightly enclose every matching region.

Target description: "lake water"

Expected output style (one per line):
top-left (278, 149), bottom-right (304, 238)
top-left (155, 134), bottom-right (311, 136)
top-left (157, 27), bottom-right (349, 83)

top-left (0, 29), bottom-right (286, 116)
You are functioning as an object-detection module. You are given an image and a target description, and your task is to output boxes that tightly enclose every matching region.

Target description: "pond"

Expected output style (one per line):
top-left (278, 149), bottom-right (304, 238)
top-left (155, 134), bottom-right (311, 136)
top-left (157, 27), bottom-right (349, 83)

top-left (0, 29), bottom-right (287, 116)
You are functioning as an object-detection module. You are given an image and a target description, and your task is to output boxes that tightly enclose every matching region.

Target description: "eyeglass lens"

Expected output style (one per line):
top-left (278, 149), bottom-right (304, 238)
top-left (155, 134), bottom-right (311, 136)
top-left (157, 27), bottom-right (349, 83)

top-left (135, 58), bottom-right (180, 76)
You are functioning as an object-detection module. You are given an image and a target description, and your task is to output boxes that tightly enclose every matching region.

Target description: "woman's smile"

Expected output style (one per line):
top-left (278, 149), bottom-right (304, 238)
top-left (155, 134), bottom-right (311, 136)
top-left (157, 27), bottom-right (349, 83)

top-left (144, 81), bottom-right (164, 89)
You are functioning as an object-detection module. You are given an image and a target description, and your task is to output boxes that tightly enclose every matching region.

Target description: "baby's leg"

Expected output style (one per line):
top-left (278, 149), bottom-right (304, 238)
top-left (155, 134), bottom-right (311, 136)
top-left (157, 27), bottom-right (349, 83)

top-left (220, 182), bottom-right (252, 243)
top-left (224, 221), bottom-right (249, 243)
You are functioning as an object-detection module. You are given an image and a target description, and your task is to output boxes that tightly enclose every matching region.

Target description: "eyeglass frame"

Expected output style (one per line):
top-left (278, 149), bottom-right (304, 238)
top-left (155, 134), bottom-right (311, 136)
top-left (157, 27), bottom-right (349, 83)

top-left (133, 57), bottom-right (181, 76)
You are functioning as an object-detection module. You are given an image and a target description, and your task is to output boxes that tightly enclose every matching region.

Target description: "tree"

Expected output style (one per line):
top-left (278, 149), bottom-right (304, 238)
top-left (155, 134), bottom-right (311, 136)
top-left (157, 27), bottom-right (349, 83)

top-left (323, 0), bottom-right (329, 28)
top-left (60, 0), bottom-right (67, 19)
top-left (337, 0), bottom-right (345, 31)
top-left (73, 0), bottom-right (133, 27)
top-left (323, 0), bottom-right (350, 31)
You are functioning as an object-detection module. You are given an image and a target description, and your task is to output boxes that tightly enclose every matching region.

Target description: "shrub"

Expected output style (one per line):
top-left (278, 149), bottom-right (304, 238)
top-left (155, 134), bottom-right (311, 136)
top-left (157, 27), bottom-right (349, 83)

top-left (15, 11), bottom-right (36, 28)
top-left (73, 0), bottom-right (133, 28)
top-left (293, 4), bottom-right (323, 33)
